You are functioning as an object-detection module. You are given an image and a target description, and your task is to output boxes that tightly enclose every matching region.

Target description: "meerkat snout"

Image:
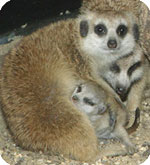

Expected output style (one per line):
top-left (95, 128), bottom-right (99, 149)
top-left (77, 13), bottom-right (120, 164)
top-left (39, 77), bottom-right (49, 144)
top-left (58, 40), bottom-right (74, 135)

top-left (107, 39), bottom-right (117, 49)
top-left (115, 85), bottom-right (128, 101)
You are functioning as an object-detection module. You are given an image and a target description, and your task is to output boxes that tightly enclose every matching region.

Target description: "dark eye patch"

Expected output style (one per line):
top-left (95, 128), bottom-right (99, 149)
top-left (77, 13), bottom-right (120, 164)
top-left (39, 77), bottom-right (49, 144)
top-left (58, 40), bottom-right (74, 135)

top-left (80, 20), bottom-right (89, 37)
top-left (94, 24), bottom-right (107, 36)
top-left (133, 24), bottom-right (139, 41)
top-left (127, 61), bottom-right (142, 76)
top-left (110, 63), bottom-right (120, 73)
top-left (83, 97), bottom-right (95, 106)
top-left (117, 24), bottom-right (128, 37)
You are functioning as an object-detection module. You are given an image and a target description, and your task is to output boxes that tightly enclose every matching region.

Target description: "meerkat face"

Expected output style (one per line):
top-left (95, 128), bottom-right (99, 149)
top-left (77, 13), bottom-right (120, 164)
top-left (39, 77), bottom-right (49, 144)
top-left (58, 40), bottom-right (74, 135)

top-left (102, 48), bottom-right (143, 101)
top-left (78, 11), bottom-right (139, 62)
top-left (71, 84), bottom-right (107, 115)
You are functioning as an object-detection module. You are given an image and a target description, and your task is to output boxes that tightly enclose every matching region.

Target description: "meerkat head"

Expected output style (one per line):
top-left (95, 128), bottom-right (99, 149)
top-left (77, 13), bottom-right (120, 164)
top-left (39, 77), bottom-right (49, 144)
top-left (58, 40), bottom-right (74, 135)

top-left (101, 46), bottom-right (144, 101)
top-left (71, 84), bottom-right (107, 115)
top-left (78, 11), bottom-right (139, 62)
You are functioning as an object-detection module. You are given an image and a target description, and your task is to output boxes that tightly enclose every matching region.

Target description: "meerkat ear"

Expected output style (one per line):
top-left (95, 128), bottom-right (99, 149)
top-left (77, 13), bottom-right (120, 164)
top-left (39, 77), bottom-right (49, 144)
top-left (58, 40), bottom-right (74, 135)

top-left (80, 20), bottom-right (89, 37)
top-left (133, 24), bottom-right (139, 41)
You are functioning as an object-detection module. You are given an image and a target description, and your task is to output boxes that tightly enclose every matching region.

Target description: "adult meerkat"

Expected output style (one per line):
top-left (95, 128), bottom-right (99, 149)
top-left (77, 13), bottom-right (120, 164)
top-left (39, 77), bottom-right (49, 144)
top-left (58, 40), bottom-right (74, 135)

top-left (0, 0), bottom-right (143, 162)
top-left (72, 82), bottom-right (140, 153)
top-left (100, 44), bottom-right (147, 112)
top-left (79, 10), bottom-right (141, 102)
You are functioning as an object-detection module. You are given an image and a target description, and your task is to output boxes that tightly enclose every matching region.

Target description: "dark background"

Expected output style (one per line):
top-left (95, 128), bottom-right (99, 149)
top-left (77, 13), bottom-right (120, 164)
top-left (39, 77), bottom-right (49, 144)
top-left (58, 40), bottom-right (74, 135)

top-left (0, 0), bottom-right (82, 35)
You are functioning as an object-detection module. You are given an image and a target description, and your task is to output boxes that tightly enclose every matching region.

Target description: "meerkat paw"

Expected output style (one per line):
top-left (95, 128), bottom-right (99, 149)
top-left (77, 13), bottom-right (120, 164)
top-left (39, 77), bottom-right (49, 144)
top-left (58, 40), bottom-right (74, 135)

top-left (108, 108), bottom-right (116, 130)
top-left (126, 144), bottom-right (138, 155)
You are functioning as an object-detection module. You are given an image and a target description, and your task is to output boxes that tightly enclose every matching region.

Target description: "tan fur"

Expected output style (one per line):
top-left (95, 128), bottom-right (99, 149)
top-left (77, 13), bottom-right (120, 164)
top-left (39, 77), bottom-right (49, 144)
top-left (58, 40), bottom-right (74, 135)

top-left (81, 0), bottom-right (140, 17)
top-left (138, 2), bottom-right (150, 62)
top-left (0, 20), bottom-right (99, 162)
top-left (0, 18), bottom-right (130, 161)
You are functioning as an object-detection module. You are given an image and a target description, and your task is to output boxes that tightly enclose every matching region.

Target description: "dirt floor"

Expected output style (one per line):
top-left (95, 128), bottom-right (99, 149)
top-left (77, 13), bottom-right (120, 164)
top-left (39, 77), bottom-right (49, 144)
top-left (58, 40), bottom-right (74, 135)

top-left (0, 34), bottom-right (150, 165)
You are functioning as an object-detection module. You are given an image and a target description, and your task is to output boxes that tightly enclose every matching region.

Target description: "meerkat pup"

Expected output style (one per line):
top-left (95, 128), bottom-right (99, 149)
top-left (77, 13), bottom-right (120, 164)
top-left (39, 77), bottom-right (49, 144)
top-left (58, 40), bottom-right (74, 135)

top-left (100, 44), bottom-right (147, 112)
top-left (0, 0), bottom-right (142, 161)
top-left (71, 82), bottom-right (139, 154)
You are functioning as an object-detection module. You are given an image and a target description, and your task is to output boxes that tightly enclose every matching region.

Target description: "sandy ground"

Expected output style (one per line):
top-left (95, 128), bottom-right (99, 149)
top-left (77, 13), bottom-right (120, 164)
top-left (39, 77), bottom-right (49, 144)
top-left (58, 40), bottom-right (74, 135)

top-left (0, 34), bottom-right (150, 165)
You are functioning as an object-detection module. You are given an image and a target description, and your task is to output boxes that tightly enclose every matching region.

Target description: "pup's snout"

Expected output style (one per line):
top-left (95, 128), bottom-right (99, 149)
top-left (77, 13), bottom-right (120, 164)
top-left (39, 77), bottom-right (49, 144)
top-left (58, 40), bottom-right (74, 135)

top-left (97, 104), bottom-right (107, 115)
top-left (72, 95), bottom-right (79, 102)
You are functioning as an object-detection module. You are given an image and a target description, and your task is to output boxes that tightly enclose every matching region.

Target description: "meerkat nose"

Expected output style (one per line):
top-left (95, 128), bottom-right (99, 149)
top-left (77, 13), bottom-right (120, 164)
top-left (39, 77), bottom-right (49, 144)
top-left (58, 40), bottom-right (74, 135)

top-left (116, 86), bottom-right (128, 101)
top-left (116, 86), bottom-right (126, 95)
top-left (107, 40), bottom-right (117, 49)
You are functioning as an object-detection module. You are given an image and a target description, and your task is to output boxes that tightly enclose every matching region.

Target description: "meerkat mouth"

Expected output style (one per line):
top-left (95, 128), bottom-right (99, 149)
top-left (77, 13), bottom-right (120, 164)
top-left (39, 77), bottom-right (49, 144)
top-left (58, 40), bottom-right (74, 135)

top-left (103, 47), bottom-right (120, 53)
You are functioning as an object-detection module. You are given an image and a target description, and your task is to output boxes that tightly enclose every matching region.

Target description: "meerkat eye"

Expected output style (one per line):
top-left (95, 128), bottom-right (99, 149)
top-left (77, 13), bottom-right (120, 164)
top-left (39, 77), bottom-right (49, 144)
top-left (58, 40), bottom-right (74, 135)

top-left (83, 97), bottom-right (95, 106)
top-left (110, 63), bottom-right (120, 73)
top-left (94, 24), bottom-right (107, 36)
top-left (76, 85), bottom-right (82, 93)
top-left (117, 25), bottom-right (128, 37)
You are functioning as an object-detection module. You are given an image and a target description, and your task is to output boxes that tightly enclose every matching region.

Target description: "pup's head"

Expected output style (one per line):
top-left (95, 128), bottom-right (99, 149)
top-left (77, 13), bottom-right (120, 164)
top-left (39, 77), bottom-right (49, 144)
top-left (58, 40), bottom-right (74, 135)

top-left (71, 83), bottom-right (107, 115)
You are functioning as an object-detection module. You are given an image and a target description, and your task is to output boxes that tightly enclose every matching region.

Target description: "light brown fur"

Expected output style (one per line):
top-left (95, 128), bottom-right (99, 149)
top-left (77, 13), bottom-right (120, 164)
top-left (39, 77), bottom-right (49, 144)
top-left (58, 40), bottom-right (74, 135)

top-left (0, 19), bottom-right (126, 162)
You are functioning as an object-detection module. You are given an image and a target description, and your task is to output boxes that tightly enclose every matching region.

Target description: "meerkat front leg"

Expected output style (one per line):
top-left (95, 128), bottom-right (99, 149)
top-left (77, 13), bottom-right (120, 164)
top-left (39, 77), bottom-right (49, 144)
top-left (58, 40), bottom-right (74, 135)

top-left (106, 97), bottom-right (137, 154)
top-left (127, 75), bottom-right (146, 112)
top-left (111, 124), bottom-right (137, 154)
top-left (97, 108), bottom-right (116, 139)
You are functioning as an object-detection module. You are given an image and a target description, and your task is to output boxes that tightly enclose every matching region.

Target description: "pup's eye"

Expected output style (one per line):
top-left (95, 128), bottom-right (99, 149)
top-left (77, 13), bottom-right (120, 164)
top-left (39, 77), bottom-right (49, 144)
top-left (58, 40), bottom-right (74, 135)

top-left (76, 85), bottom-right (82, 93)
top-left (94, 24), bottom-right (107, 36)
top-left (83, 97), bottom-right (95, 106)
top-left (72, 95), bottom-right (79, 101)
top-left (117, 25), bottom-right (128, 37)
